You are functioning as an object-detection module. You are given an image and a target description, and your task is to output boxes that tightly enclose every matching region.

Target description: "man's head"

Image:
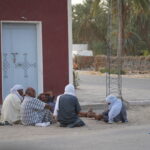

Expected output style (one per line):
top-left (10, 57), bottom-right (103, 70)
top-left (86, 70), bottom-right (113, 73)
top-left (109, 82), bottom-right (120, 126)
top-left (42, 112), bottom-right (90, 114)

top-left (64, 84), bottom-right (75, 96)
top-left (38, 93), bottom-right (47, 102)
top-left (45, 91), bottom-right (53, 97)
top-left (44, 91), bottom-right (55, 103)
top-left (106, 95), bottom-right (118, 105)
top-left (10, 84), bottom-right (24, 96)
top-left (25, 88), bottom-right (36, 98)
top-left (17, 89), bottom-right (24, 96)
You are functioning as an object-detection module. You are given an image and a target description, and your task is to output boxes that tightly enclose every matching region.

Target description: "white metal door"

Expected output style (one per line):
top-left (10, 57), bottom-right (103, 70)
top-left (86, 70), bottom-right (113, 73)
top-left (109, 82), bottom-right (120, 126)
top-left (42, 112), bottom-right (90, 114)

top-left (2, 23), bottom-right (39, 99)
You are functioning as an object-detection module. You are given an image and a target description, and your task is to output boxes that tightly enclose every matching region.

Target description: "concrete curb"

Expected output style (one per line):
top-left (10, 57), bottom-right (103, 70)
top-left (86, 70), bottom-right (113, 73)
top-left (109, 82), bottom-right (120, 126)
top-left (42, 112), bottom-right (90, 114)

top-left (0, 100), bottom-right (150, 112)
top-left (129, 100), bottom-right (150, 106)
top-left (81, 100), bottom-right (150, 110)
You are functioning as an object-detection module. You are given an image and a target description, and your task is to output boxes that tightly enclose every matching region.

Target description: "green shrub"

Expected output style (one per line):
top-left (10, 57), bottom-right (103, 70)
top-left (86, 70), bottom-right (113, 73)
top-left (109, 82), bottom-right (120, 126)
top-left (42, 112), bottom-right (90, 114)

top-left (100, 68), bottom-right (126, 75)
top-left (89, 41), bottom-right (107, 56)
top-left (143, 50), bottom-right (150, 56)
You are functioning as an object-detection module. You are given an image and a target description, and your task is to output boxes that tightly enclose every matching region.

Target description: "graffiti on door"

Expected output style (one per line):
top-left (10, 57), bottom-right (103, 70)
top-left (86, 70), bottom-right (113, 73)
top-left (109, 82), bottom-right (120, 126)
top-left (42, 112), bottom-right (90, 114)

top-left (3, 52), bottom-right (36, 78)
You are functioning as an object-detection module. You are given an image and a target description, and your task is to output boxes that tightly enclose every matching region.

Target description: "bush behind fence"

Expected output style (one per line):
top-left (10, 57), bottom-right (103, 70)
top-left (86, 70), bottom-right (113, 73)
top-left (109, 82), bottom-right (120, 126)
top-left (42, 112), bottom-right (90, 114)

top-left (74, 55), bottom-right (150, 73)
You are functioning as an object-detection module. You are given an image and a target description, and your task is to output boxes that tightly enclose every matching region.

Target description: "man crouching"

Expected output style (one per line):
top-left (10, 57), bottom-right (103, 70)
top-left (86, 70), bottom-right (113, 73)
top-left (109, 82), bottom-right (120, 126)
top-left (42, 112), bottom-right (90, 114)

top-left (21, 88), bottom-right (52, 126)
top-left (53, 84), bottom-right (85, 128)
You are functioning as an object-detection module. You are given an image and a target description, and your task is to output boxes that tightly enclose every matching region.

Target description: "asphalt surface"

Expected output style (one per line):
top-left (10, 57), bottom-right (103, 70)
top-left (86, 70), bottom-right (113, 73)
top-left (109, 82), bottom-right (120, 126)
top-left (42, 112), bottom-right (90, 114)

top-left (76, 71), bottom-right (150, 105)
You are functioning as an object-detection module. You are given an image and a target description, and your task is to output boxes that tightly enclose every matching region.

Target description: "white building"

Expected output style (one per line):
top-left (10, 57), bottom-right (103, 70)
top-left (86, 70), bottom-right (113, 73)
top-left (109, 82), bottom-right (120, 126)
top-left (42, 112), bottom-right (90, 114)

top-left (73, 44), bottom-right (93, 57)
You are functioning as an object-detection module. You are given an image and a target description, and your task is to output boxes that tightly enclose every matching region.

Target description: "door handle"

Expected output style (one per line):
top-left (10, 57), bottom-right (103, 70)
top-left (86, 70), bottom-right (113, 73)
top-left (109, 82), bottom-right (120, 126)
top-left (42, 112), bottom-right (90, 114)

top-left (16, 63), bottom-right (22, 67)
top-left (10, 52), bottom-right (18, 63)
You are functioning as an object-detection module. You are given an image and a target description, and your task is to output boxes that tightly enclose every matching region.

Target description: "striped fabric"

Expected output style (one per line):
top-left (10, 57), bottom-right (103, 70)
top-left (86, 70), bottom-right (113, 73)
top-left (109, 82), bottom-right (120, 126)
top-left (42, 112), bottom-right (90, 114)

top-left (21, 96), bottom-right (50, 125)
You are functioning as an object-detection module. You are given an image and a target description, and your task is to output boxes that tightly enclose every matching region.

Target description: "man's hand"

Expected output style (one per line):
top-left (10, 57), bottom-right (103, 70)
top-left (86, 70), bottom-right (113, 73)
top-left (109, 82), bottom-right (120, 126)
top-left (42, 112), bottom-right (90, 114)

top-left (52, 115), bottom-right (57, 123)
top-left (44, 104), bottom-right (51, 110)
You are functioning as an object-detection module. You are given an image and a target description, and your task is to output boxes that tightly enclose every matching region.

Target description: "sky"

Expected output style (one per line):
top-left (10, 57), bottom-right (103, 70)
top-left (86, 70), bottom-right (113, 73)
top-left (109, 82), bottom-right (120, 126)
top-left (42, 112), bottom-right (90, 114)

top-left (72, 0), bottom-right (106, 5)
top-left (72, 0), bottom-right (84, 5)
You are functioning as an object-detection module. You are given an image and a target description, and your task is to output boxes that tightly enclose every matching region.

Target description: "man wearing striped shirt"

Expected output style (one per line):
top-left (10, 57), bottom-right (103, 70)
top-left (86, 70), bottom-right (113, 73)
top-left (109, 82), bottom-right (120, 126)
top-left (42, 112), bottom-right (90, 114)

top-left (21, 88), bottom-right (52, 126)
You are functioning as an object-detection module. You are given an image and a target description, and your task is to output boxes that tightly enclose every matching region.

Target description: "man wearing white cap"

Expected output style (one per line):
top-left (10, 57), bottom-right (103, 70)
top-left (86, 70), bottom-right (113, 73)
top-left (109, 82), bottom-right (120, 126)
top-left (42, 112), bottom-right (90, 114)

top-left (54, 84), bottom-right (85, 128)
top-left (1, 84), bottom-right (24, 124)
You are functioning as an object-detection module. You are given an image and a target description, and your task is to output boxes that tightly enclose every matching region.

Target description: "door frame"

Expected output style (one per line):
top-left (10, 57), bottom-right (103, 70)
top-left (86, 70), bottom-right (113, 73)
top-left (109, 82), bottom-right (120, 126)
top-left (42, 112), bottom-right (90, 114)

top-left (0, 21), bottom-right (43, 100)
top-left (67, 0), bottom-right (73, 83)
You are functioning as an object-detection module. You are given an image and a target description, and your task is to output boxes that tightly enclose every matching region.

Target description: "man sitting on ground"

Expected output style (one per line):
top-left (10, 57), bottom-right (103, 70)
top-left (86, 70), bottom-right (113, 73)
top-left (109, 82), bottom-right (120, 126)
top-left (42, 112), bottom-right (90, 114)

top-left (102, 95), bottom-right (128, 124)
top-left (1, 84), bottom-right (24, 124)
top-left (38, 91), bottom-right (55, 113)
top-left (45, 91), bottom-right (55, 113)
top-left (21, 88), bottom-right (52, 126)
top-left (53, 84), bottom-right (85, 128)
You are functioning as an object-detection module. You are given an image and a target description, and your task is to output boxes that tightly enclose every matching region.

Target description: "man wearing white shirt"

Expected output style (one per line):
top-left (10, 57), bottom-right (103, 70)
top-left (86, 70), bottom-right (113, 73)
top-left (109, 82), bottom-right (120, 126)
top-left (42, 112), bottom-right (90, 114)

top-left (54, 84), bottom-right (85, 128)
top-left (1, 84), bottom-right (24, 124)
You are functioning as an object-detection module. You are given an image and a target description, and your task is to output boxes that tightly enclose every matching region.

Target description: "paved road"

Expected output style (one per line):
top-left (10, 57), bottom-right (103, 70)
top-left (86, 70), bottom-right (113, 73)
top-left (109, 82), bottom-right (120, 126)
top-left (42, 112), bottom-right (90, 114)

top-left (0, 124), bottom-right (150, 150)
top-left (76, 71), bottom-right (150, 105)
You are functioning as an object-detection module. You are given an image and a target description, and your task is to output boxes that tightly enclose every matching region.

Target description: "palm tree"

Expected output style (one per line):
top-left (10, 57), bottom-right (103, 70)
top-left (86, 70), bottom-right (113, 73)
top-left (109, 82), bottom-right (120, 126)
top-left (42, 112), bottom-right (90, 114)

top-left (72, 0), bottom-right (108, 54)
top-left (72, 0), bottom-right (150, 55)
top-left (116, 0), bottom-right (150, 56)
top-left (94, 0), bottom-right (150, 55)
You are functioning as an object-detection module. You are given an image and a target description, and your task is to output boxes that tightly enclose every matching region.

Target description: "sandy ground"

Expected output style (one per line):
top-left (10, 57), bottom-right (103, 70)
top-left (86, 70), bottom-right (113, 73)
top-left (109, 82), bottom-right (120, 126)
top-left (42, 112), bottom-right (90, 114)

top-left (0, 106), bottom-right (150, 141)
top-left (0, 106), bottom-right (150, 150)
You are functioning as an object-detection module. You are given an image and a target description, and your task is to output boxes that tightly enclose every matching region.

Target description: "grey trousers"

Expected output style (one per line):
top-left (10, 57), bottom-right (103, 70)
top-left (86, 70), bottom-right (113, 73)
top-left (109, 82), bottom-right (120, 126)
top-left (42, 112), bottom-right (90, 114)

top-left (103, 102), bottom-right (128, 123)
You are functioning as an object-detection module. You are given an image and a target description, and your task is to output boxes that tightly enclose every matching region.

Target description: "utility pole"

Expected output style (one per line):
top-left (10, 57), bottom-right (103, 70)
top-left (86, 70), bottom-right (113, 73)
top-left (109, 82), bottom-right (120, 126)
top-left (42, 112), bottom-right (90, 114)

top-left (117, 0), bottom-right (124, 98)
top-left (106, 0), bottom-right (123, 98)
top-left (117, 0), bottom-right (123, 58)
